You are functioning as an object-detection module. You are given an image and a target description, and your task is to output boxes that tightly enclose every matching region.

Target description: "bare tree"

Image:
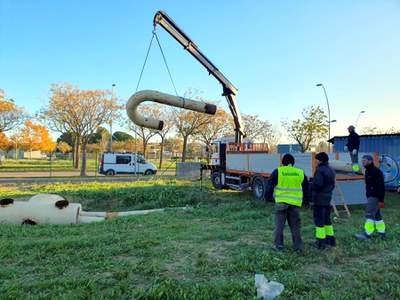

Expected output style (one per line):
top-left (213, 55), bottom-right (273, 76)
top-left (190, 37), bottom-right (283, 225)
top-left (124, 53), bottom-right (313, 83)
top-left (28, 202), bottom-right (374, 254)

top-left (126, 104), bottom-right (159, 159)
top-left (154, 105), bottom-right (175, 169)
top-left (316, 140), bottom-right (328, 153)
top-left (261, 124), bottom-right (282, 153)
top-left (257, 119), bottom-right (273, 143)
top-left (164, 137), bottom-right (183, 157)
top-left (173, 88), bottom-right (211, 162)
top-left (385, 127), bottom-right (400, 134)
top-left (360, 126), bottom-right (400, 135)
top-left (197, 105), bottom-right (233, 163)
top-left (281, 106), bottom-right (328, 153)
top-left (242, 114), bottom-right (265, 142)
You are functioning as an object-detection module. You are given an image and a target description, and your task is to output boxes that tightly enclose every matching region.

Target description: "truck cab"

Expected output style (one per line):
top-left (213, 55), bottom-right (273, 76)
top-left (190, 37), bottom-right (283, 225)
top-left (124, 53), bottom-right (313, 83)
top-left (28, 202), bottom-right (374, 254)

top-left (209, 137), bottom-right (236, 166)
top-left (98, 152), bottom-right (157, 176)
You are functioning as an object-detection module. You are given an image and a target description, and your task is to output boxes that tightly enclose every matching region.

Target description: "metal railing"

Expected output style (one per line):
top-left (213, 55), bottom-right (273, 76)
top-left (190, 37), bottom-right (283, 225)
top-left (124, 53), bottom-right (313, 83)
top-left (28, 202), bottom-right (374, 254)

top-left (227, 143), bottom-right (269, 152)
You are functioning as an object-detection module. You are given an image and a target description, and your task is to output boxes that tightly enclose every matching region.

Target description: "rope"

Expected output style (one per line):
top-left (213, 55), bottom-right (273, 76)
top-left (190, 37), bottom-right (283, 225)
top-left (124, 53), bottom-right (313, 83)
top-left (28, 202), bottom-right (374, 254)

top-left (154, 33), bottom-right (179, 96)
top-left (135, 31), bottom-right (179, 97)
top-left (135, 33), bottom-right (156, 93)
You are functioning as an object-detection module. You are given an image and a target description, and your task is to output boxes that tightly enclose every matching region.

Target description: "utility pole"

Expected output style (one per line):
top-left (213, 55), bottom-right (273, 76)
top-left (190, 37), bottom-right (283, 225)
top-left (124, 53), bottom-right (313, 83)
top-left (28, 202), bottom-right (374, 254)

top-left (316, 83), bottom-right (332, 153)
top-left (109, 83), bottom-right (116, 152)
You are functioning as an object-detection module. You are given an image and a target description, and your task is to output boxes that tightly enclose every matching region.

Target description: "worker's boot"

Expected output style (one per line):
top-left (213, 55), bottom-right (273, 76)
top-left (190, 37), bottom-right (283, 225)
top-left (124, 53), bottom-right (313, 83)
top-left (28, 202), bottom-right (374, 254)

top-left (324, 225), bottom-right (335, 247)
top-left (354, 232), bottom-right (371, 241)
top-left (270, 244), bottom-right (283, 252)
top-left (375, 220), bottom-right (386, 240)
top-left (315, 238), bottom-right (326, 250)
top-left (325, 235), bottom-right (336, 247)
top-left (352, 164), bottom-right (360, 174)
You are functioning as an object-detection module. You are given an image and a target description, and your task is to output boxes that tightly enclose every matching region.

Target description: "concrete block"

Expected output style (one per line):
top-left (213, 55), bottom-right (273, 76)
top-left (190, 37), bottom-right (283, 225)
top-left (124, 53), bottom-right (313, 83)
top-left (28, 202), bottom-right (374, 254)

top-left (177, 162), bottom-right (201, 180)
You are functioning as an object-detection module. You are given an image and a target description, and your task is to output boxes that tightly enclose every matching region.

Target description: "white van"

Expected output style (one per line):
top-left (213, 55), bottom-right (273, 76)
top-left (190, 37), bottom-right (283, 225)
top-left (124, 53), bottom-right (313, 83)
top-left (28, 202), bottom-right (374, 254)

top-left (98, 152), bottom-right (157, 176)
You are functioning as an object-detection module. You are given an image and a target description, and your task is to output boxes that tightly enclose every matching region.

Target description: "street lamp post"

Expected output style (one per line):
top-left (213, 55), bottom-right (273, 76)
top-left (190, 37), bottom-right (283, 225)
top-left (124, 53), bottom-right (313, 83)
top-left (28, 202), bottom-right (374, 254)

top-left (329, 119), bottom-right (337, 152)
top-left (316, 83), bottom-right (332, 152)
top-left (134, 124), bottom-right (138, 175)
top-left (12, 137), bottom-right (20, 160)
top-left (355, 110), bottom-right (365, 128)
top-left (14, 140), bottom-right (18, 160)
top-left (110, 84), bottom-right (116, 152)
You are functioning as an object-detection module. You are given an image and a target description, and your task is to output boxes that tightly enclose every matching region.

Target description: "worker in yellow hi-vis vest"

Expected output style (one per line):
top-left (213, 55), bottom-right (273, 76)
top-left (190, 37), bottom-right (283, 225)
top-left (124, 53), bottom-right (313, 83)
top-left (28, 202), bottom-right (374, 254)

top-left (265, 154), bottom-right (310, 252)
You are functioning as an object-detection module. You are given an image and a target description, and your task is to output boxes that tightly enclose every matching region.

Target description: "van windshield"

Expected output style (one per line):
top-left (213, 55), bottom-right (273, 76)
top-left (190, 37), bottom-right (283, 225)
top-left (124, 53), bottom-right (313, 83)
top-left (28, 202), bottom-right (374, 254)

top-left (137, 156), bottom-right (146, 164)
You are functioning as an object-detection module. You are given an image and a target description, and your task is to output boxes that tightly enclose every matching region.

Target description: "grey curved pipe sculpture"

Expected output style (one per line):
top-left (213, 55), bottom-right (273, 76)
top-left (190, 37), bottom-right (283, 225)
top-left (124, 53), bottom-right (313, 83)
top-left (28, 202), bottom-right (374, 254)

top-left (126, 90), bottom-right (217, 130)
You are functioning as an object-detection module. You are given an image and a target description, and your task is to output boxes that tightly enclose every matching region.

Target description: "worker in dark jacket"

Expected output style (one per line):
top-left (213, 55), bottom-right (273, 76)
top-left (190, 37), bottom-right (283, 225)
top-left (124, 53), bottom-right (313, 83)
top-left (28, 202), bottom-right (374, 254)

top-left (265, 153), bottom-right (310, 252)
top-left (312, 152), bottom-right (336, 249)
top-left (344, 125), bottom-right (360, 173)
top-left (355, 155), bottom-right (386, 240)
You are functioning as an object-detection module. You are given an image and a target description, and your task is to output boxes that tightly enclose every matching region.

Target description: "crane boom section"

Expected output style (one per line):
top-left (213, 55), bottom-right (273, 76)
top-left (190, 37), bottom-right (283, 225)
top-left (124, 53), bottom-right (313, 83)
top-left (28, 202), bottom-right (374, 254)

top-left (153, 10), bottom-right (244, 143)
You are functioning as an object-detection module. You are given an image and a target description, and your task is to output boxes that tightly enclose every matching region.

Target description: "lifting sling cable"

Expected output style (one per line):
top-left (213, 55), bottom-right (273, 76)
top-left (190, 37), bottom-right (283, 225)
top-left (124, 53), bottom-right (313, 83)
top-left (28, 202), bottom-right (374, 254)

top-left (135, 31), bottom-right (179, 97)
top-left (154, 32), bottom-right (179, 97)
top-left (135, 33), bottom-right (155, 93)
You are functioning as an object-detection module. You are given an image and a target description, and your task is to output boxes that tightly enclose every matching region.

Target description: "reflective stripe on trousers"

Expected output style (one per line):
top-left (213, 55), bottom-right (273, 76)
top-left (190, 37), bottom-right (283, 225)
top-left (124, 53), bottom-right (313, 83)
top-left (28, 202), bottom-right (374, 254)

top-left (364, 218), bottom-right (375, 235)
top-left (316, 226), bottom-right (325, 239)
top-left (375, 219), bottom-right (386, 233)
top-left (324, 225), bottom-right (334, 236)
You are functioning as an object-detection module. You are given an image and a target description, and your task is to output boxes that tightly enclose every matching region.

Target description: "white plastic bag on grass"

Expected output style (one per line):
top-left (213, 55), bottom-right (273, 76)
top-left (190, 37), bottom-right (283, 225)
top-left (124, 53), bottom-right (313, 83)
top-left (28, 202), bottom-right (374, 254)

top-left (254, 274), bottom-right (284, 300)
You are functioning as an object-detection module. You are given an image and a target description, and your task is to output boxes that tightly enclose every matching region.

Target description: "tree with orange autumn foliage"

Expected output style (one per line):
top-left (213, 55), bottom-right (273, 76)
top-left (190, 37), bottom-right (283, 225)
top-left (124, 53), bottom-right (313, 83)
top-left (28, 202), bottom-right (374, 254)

top-left (15, 121), bottom-right (56, 153)
top-left (41, 82), bottom-right (123, 176)
top-left (57, 141), bottom-right (72, 154)
top-left (0, 132), bottom-right (10, 150)
top-left (0, 132), bottom-right (10, 165)
top-left (0, 97), bottom-right (28, 133)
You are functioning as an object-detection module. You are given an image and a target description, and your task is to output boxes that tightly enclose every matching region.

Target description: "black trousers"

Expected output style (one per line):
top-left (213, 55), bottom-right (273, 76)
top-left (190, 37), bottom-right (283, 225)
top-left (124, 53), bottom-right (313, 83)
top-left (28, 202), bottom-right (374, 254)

top-left (313, 205), bottom-right (333, 228)
top-left (274, 203), bottom-right (302, 251)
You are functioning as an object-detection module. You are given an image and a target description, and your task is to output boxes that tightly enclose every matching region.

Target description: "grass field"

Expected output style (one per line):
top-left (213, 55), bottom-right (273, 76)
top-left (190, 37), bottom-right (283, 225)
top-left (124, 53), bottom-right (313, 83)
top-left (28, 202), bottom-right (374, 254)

top-left (0, 181), bottom-right (399, 299)
top-left (0, 158), bottom-right (98, 172)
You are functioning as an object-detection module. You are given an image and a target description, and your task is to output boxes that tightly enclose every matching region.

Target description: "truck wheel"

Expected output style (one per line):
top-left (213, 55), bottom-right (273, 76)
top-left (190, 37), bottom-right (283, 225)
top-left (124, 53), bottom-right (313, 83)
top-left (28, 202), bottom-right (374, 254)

top-left (105, 169), bottom-right (115, 176)
top-left (252, 176), bottom-right (266, 200)
top-left (211, 172), bottom-right (222, 190)
top-left (144, 169), bottom-right (153, 175)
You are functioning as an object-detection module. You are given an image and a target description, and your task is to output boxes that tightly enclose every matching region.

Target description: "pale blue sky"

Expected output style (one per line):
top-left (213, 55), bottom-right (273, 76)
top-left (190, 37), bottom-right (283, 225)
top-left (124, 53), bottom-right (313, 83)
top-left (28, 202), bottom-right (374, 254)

top-left (1, 0), bottom-right (399, 141)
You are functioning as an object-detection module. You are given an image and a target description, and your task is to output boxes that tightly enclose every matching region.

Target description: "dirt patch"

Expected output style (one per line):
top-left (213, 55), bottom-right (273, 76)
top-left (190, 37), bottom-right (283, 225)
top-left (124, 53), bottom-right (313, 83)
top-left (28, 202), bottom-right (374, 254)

top-left (348, 251), bottom-right (399, 263)
top-left (164, 256), bottom-right (191, 280)
top-left (205, 241), bottom-right (239, 260)
top-left (240, 232), bottom-right (271, 247)
top-left (303, 263), bottom-right (336, 276)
